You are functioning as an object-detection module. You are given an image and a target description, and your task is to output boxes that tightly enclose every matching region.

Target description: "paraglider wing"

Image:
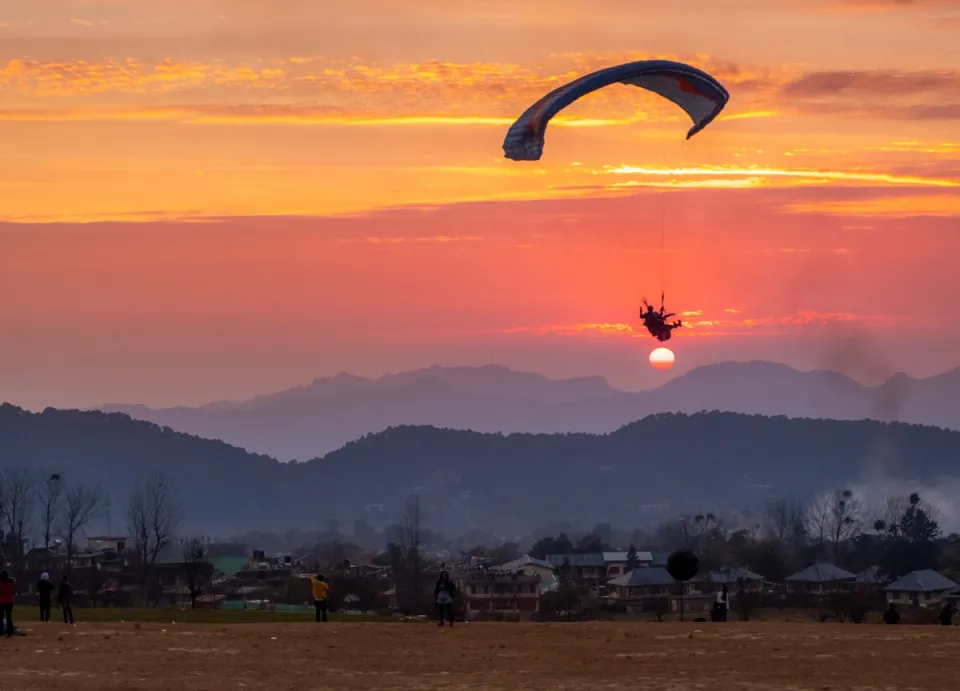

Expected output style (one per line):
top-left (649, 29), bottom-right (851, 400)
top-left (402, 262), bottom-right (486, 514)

top-left (503, 59), bottom-right (730, 161)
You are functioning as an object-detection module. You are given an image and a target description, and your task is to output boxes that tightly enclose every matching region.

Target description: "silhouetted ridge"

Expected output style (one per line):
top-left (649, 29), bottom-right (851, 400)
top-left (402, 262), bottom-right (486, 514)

top-left (4, 404), bottom-right (960, 534)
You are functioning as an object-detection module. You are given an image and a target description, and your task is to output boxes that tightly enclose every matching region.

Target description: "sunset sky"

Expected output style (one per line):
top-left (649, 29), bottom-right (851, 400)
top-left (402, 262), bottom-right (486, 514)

top-left (2, 0), bottom-right (959, 409)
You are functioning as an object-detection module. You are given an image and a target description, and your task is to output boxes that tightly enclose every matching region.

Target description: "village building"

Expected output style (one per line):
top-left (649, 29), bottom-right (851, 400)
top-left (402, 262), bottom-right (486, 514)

top-left (544, 551), bottom-right (653, 585)
top-left (462, 570), bottom-right (541, 618)
top-left (607, 567), bottom-right (675, 601)
top-left (785, 563), bottom-right (856, 595)
top-left (885, 569), bottom-right (958, 608)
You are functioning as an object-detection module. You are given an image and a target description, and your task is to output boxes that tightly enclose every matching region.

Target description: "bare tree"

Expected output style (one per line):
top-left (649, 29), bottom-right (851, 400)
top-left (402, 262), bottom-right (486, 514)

top-left (0, 467), bottom-right (36, 562)
top-left (62, 483), bottom-right (103, 574)
top-left (36, 471), bottom-right (63, 566)
top-left (813, 489), bottom-right (863, 562)
top-left (181, 537), bottom-right (208, 610)
top-left (680, 512), bottom-right (722, 553)
top-left (805, 493), bottom-right (833, 558)
top-left (398, 494), bottom-right (424, 613)
top-left (127, 471), bottom-right (182, 605)
top-left (765, 498), bottom-right (807, 544)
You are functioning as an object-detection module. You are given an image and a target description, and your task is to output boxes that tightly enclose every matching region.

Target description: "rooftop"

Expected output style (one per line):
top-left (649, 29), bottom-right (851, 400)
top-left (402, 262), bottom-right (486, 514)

top-left (705, 567), bottom-right (764, 584)
top-left (603, 551), bottom-right (653, 563)
top-left (498, 555), bottom-right (555, 572)
top-left (465, 572), bottom-right (540, 584)
top-left (608, 567), bottom-right (676, 588)
top-left (886, 569), bottom-right (958, 593)
top-left (785, 563), bottom-right (856, 583)
top-left (545, 553), bottom-right (606, 568)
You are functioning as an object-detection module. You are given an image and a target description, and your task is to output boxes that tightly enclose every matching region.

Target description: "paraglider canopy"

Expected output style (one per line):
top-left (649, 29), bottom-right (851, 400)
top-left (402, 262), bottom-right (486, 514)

top-left (503, 59), bottom-right (730, 162)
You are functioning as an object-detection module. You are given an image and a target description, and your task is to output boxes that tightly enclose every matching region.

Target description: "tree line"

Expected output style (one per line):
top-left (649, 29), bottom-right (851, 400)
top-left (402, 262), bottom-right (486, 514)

top-left (0, 466), bottom-right (207, 607)
top-left (525, 489), bottom-right (957, 582)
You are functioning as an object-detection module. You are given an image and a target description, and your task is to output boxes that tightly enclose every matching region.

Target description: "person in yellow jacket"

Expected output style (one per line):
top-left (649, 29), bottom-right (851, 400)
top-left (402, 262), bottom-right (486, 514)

top-left (310, 574), bottom-right (329, 622)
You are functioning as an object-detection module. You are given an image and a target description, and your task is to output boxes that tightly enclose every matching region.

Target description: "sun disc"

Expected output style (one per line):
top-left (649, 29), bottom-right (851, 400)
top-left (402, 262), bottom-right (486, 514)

top-left (649, 347), bottom-right (675, 370)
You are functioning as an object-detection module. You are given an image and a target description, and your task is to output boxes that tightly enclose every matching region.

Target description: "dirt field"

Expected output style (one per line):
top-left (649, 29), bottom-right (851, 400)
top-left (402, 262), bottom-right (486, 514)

top-left (3, 621), bottom-right (958, 691)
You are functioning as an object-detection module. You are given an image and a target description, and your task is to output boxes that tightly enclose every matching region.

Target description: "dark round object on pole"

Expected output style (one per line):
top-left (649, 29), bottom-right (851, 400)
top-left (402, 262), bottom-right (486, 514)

top-left (666, 549), bottom-right (700, 582)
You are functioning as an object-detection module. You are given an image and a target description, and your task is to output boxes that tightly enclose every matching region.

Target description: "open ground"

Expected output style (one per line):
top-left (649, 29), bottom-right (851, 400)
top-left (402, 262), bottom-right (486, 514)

top-left (2, 621), bottom-right (959, 691)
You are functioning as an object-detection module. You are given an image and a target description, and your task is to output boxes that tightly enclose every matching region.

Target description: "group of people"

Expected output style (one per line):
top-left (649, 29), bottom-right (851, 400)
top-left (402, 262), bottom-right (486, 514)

top-left (882, 601), bottom-right (955, 626)
top-left (0, 570), bottom-right (75, 637)
top-left (307, 571), bottom-right (458, 626)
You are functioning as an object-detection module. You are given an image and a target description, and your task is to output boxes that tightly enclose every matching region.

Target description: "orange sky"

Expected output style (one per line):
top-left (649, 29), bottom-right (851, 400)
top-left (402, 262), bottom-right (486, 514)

top-left (1, 0), bottom-right (959, 408)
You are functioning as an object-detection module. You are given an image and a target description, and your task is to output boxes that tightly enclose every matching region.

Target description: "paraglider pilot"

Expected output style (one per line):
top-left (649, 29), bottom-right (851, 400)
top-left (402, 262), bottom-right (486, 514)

top-left (640, 293), bottom-right (682, 342)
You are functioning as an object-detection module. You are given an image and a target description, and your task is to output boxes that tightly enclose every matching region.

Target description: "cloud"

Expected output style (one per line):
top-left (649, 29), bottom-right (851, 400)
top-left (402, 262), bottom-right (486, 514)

top-left (335, 234), bottom-right (484, 245)
top-left (0, 52), bottom-right (774, 119)
top-left (784, 193), bottom-right (960, 217)
top-left (601, 165), bottom-right (960, 189)
top-left (479, 310), bottom-right (899, 340)
top-left (827, 0), bottom-right (960, 8)
top-left (2, 53), bottom-right (956, 126)
top-left (779, 70), bottom-right (960, 122)
top-left (68, 18), bottom-right (95, 27)
top-left (781, 70), bottom-right (959, 99)
top-left (0, 104), bottom-right (691, 128)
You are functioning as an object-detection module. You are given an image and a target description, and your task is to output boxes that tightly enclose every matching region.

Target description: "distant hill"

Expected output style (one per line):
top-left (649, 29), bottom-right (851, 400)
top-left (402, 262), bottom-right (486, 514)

top-left (98, 362), bottom-right (960, 461)
top-left (2, 404), bottom-right (959, 535)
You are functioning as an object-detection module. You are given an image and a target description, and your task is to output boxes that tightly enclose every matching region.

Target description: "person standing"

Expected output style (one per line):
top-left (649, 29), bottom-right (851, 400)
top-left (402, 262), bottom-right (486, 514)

top-left (58, 576), bottom-right (75, 625)
top-left (883, 602), bottom-right (900, 624)
top-left (0, 570), bottom-right (16, 637)
top-left (939, 601), bottom-right (954, 626)
top-left (434, 571), bottom-right (457, 627)
top-left (37, 573), bottom-right (54, 623)
top-left (310, 574), bottom-right (329, 623)
top-left (715, 585), bottom-right (729, 622)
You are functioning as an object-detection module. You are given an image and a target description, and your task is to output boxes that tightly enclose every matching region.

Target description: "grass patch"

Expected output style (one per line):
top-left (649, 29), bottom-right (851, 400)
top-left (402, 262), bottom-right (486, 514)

top-left (13, 607), bottom-right (391, 624)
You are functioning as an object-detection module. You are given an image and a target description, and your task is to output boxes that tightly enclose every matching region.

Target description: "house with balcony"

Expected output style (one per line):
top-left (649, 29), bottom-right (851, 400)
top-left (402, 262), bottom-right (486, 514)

top-left (545, 553), bottom-right (608, 585)
top-left (607, 567), bottom-right (675, 600)
top-left (463, 570), bottom-right (541, 618)
top-left (544, 551), bottom-right (654, 586)
top-left (498, 555), bottom-right (554, 579)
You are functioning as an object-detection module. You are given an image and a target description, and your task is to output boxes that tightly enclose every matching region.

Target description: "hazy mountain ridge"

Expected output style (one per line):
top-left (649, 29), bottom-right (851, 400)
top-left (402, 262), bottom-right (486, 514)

top-left (3, 403), bottom-right (960, 534)
top-left (98, 362), bottom-right (960, 461)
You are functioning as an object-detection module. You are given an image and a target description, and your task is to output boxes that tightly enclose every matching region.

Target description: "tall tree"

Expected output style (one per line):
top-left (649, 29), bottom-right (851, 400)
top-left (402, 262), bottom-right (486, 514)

top-left (764, 498), bottom-right (808, 546)
top-left (36, 470), bottom-right (64, 566)
top-left (530, 533), bottom-right (574, 559)
top-left (826, 489), bottom-right (863, 562)
top-left (575, 533), bottom-right (608, 553)
top-left (181, 537), bottom-right (208, 610)
top-left (398, 494), bottom-right (424, 613)
top-left (62, 483), bottom-right (103, 574)
top-left (680, 512), bottom-right (723, 555)
top-left (0, 467), bottom-right (36, 562)
top-left (127, 471), bottom-right (182, 605)
top-left (625, 544), bottom-right (640, 572)
top-left (875, 492), bottom-right (941, 578)
top-left (805, 493), bottom-right (832, 559)
top-left (805, 490), bottom-right (862, 562)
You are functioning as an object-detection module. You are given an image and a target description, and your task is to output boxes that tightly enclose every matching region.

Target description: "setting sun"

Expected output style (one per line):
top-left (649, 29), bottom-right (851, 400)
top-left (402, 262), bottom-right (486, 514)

top-left (649, 347), bottom-right (676, 370)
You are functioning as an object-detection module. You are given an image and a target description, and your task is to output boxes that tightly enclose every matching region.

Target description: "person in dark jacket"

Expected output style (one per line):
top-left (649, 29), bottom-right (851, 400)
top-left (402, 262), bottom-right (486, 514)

top-left (58, 576), bottom-right (75, 625)
top-left (938, 601), bottom-right (954, 626)
top-left (0, 570), bottom-right (16, 637)
top-left (883, 602), bottom-right (900, 624)
top-left (37, 573), bottom-right (54, 623)
top-left (434, 571), bottom-right (457, 627)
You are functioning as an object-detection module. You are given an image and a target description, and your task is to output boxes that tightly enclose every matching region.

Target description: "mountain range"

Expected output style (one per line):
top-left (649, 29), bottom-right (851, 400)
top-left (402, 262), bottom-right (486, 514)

top-left (99, 361), bottom-right (960, 461)
top-left (2, 404), bottom-right (959, 535)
